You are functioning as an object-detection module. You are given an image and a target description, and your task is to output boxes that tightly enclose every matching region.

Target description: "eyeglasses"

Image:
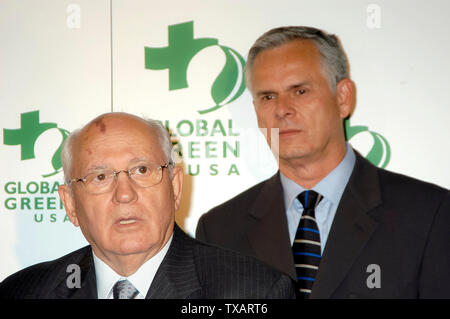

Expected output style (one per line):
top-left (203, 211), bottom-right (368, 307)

top-left (67, 162), bottom-right (175, 195)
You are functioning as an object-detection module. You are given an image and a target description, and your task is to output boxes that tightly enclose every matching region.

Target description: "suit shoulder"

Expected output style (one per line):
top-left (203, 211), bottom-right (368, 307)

top-left (372, 167), bottom-right (450, 229)
top-left (377, 167), bottom-right (449, 199)
top-left (201, 176), bottom-right (272, 220)
top-left (0, 246), bottom-right (90, 299)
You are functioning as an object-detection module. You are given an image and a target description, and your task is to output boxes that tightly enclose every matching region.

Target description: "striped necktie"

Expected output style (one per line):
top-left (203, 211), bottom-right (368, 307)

top-left (292, 190), bottom-right (323, 298)
top-left (113, 279), bottom-right (139, 299)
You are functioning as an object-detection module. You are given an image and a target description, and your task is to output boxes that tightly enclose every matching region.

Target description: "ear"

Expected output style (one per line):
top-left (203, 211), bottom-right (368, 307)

top-left (170, 166), bottom-right (184, 211)
top-left (58, 184), bottom-right (80, 227)
top-left (336, 78), bottom-right (355, 119)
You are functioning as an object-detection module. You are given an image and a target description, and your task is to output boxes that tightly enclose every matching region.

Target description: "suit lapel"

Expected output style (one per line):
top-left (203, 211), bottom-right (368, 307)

top-left (53, 246), bottom-right (98, 299)
top-left (247, 173), bottom-right (296, 280)
top-left (146, 224), bottom-right (202, 299)
top-left (311, 152), bottom-right (382, 298)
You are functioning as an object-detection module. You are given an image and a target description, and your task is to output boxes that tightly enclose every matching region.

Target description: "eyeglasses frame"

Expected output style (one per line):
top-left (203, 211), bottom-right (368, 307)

top-left (66, 161), bottom-right (175, 191)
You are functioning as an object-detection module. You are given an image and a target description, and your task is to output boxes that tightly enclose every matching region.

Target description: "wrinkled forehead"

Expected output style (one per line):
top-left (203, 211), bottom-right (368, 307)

top-left (82, 113), bottom-right (149, 136)
top-left (73, 114), bottom-right (164, 166)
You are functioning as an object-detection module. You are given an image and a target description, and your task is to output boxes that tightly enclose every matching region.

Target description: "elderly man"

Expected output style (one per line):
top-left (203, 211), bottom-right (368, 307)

top-left (196, 26), bottom-right (450, 298)
top-left (0, 112), bottom-right (295, 299)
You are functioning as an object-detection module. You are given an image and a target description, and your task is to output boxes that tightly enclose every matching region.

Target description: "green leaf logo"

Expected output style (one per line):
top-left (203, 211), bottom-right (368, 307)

top-left (201, 45), bottom-right (246, 114)
top-left (4, 110), bottom-right (70, 178)
top-left (145, 21), bottom-right (246, 114)
top-left (44, 128), bottom-right (71, 178)
top-left (344, 118), bottom-right (391, 168)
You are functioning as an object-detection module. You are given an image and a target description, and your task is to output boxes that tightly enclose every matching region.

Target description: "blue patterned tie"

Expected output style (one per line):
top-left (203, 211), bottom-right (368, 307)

top-left (292, 190), bottom-right (323, 298)
top-left (113, 279), bottom-right (139, 299)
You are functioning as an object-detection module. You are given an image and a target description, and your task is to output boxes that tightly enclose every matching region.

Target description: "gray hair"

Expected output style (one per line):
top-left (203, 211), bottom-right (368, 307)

top-left (61, 115), bottom-right (174, 183)
top-left (244, 26), bottom-right (349, 93)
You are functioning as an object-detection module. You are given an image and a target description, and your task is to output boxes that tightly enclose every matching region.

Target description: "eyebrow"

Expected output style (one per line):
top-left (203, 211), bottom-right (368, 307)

top-left (83, 159), bottom-right (146, 172)
top-left (255, 90), bottom-right (276, 98)
top-left (288, 81), bottom-right (310, 90)
top-left (81, 165), bottom-right (109, 177)
top-left (129, 157), bottom-right (151, 165)
top-left (255, 82), bottom-right (310, 97)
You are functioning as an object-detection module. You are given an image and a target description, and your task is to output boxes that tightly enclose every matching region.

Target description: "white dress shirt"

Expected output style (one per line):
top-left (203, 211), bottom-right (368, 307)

top-left (93, 234), bottom-right (173, 299)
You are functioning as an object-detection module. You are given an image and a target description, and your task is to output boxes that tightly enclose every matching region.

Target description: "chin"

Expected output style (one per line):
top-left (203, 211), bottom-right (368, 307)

top-left (113, 239), bottom-right (154, 256)
top-left (278, 147), bottom-right (311, 161)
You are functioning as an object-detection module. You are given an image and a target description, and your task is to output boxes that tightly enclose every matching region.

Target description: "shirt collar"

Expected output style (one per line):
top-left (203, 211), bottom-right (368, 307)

top-left (93, 234), bottom-right (173, 299)
top-left (280, 143), bottom-right (356, 209)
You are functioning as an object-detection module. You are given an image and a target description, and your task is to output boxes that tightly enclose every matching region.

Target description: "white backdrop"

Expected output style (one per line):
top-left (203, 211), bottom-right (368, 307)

top-left (0, 0), bottom-right (449, 281)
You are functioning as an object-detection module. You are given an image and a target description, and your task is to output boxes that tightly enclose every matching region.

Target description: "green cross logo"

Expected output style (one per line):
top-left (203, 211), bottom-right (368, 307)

top-left (344, 118), bottom-right (391, 168)
top-left (145, 21), bottom-right (246, 114)
top-left (3, 110), bottom-right (70, 177)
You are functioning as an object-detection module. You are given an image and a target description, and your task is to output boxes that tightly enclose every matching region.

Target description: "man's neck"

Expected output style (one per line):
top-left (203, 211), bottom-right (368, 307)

top-left (105, 254), bottom-right (151, 277)
top-left (280, 142), bottom-right (348, 189)
top-left (93, 239), bottom-right (169, 277)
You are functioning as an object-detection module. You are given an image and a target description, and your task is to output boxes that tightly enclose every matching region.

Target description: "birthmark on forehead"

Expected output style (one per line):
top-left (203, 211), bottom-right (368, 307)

top-left (94, 118), bottom-right (106, 133)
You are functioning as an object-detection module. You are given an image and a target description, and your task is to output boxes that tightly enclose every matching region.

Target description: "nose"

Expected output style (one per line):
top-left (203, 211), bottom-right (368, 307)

top-left (112, 171), bottom-right (138, 204)
top-left (274, 94), bottom-right (295, 119)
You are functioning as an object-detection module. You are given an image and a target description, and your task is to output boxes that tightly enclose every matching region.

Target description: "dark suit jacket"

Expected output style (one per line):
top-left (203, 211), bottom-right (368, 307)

top-left (196, 152), bottom-right (450, 298)
top-left (0, 224), bottom-right (295, 299)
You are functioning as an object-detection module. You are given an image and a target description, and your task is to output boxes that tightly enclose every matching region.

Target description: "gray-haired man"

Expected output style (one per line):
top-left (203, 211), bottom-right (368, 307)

top-left (196, 26), bottom-right (450, 298)
top-left (0, 112), bottom-right (295, 299)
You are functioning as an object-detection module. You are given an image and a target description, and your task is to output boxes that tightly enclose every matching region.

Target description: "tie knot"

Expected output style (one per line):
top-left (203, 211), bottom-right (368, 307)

top-left (298, 190), bottom-right (322, 210)
top-left (113, 279), bottom-right (139, 299)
